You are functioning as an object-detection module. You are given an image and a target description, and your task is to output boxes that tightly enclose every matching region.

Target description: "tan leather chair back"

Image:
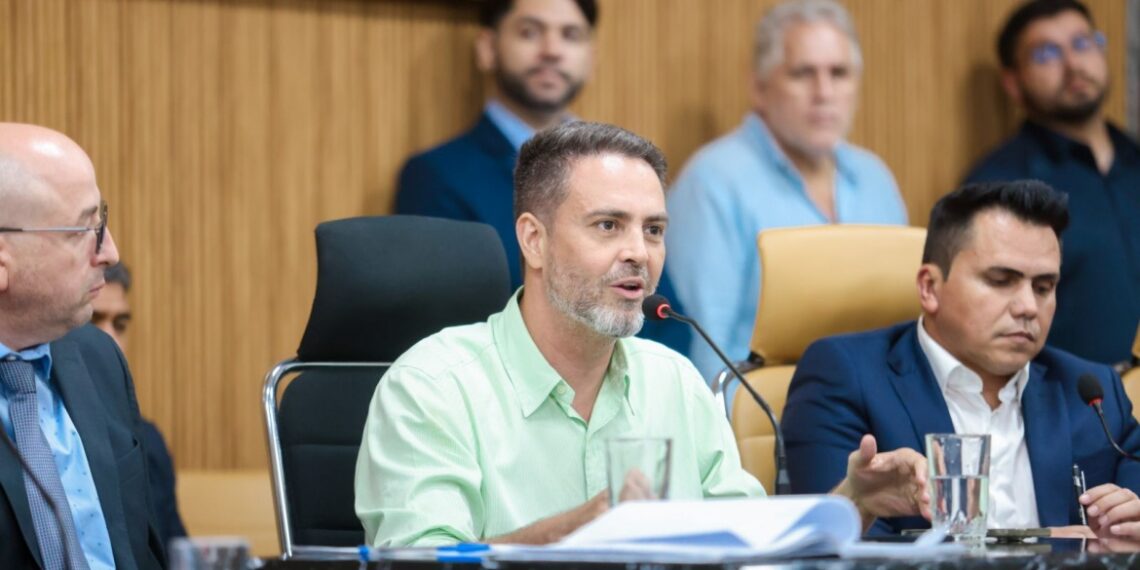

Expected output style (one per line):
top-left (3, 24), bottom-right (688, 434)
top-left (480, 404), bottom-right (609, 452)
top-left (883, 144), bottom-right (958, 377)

top-left (731, 225), bottom-right (927, 491)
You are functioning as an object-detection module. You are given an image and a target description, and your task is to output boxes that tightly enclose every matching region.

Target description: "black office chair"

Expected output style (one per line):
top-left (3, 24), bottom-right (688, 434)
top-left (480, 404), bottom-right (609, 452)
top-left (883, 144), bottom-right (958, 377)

top-left (261, 215), bottom-right (511, 559)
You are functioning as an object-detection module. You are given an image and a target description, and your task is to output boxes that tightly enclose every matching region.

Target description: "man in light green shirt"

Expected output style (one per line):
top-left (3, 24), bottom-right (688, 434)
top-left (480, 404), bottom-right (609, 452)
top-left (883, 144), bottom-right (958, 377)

top-left (355, 121), bottom-right (931, 547)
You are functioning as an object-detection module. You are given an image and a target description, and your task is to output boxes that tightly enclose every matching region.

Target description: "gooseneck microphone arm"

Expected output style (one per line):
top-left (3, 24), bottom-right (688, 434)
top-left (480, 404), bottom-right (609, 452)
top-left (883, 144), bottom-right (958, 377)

top-left (643, 294), bottom-right (791, 495)
top-left (1078, 373), bottom-right (1140, 462)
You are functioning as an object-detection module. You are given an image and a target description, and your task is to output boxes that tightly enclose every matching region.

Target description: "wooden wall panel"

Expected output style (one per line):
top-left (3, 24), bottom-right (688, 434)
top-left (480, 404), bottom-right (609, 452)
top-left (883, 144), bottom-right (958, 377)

top-left (0, 0), bottom-right (1129, 469)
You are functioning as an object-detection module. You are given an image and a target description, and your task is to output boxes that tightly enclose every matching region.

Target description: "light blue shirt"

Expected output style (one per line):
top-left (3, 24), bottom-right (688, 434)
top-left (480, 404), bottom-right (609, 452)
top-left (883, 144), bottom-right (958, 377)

top-left (665, 113), bottom-right (908, 391)
top-left (0, 341), bottom-right (116, 570)
top-left (484, 100), bottom-right (536, 151)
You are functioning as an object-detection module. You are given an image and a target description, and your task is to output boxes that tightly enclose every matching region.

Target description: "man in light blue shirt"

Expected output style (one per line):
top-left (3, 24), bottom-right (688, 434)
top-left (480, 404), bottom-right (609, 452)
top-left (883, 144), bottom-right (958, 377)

top-left (0, 123), bottom-right (164, 569)
top-left (666, 0), bottom-right (908, 384)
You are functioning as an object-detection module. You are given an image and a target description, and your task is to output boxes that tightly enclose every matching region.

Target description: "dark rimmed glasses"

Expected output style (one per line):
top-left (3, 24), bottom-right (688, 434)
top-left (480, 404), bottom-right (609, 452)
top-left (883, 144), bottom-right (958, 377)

top-left (0, 200), bottom-right (109, 255)
top-left (1027, 31), bottom-right (1106, 66)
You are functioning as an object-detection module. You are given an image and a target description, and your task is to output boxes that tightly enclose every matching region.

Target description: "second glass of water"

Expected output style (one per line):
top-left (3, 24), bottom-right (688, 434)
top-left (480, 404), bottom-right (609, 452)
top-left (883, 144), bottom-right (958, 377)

top-left (925, 433), bottom-right (990, 541)
top-left (605, 437), bottom-right (672, 507)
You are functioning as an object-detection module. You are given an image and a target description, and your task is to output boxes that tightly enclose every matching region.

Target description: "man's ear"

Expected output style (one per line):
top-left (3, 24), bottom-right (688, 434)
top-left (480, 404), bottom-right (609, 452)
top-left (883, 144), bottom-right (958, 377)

top-left (916, 263), bottom-right (943, 316)
top-left (475, 29), bottom-right (498, 73)
top-left (748, 70), bottom-right (767, 116)
top-left (517, 213), bottom-right (547, 271)
top-left (1000, 69), bottom-right (1023, 106)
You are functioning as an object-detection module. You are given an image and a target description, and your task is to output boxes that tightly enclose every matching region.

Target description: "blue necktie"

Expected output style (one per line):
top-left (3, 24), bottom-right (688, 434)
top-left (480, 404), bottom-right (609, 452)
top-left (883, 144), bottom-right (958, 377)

top-left (0, 358), bottom-right (91, 570)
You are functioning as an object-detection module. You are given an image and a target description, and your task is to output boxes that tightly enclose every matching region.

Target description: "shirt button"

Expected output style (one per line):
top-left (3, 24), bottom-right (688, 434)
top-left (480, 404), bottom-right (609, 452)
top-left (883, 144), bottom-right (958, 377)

top-left (556, 385), bottom-right (568, 396)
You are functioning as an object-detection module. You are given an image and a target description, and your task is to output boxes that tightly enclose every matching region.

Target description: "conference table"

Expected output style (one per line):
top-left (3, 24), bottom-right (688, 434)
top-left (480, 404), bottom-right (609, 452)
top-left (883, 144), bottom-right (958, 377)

top-left (258, 537), bottom-right (1140, 570)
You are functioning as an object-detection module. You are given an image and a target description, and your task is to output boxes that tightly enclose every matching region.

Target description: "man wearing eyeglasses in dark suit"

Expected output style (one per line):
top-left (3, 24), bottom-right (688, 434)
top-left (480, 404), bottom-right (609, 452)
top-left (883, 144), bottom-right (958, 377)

top-left (0, 123), bottom-right (164, 569)
top-left (964, 0), bottom-right (1140, 368)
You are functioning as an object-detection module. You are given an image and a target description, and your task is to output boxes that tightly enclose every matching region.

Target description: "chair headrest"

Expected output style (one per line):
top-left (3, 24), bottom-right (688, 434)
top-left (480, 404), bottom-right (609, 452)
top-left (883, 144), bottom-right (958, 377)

top-left (750, 225), bottom-right (926, 364)
top-left (297, 215), bottom-right (511, 362)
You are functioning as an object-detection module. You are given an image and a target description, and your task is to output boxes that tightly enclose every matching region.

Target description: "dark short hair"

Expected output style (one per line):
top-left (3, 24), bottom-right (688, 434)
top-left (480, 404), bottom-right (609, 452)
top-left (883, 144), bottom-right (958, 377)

top-left (479, 0), bottom-right (598, 29)
top-left (514, 121), bottom-right (666, 223)
top-left (104, 262), bottom-right (132, 293)
top-left (997, 0), bottom-right (1094, 68)
top-left (923, 180), bottom-right (1069, 277)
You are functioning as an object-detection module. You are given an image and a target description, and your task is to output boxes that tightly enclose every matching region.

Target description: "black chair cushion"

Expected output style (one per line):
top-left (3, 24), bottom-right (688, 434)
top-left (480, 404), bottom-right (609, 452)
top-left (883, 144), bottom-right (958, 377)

top-left (279, 367), bottom-right (385, 546)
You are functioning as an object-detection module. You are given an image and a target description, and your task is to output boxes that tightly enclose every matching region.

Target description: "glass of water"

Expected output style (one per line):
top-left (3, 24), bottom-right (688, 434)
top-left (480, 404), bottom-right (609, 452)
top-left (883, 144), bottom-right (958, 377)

top-left (605, 437), bottom-right (672, 507)
top-left (925, 433), bottom-right (990, 541)
top-left (168, 536), bottom-right (252, 570)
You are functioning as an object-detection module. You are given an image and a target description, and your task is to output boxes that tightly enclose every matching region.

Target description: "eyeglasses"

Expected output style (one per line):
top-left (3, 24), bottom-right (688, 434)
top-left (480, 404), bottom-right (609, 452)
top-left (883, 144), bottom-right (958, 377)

top-left (1027, 31), bottom-right (1106, 66)
top-left (0, 200), bottom-right (109, 255)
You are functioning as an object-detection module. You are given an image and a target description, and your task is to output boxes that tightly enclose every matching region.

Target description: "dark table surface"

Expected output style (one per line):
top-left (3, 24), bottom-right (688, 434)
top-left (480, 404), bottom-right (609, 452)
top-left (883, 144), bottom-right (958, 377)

top-left (257, 538), bottom-right (1140, 570)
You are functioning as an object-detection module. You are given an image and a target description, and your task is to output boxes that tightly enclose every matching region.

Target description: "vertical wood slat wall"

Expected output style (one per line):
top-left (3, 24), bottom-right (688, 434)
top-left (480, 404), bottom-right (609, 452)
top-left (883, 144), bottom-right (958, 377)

top-left (0, 0), bottom-right (1129, 470)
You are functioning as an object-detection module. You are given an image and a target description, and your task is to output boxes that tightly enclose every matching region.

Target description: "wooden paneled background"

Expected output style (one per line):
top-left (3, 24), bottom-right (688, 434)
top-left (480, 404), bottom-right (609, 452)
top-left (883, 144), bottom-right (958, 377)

top-left (0, 0), bottom-right (1130, 470)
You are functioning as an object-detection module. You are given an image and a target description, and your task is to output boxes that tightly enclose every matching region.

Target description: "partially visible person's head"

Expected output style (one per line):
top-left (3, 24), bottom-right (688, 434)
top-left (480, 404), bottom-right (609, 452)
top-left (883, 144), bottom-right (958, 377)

top-left (918, 180), bottom-right (1069, 383)
top-left (93, 262), bottom-right (132, 351)
top-left (750, 0), bottom-right (862, 161)
top-left (475, 0), bottom-right (597, 116)
top-left (514, 121), bottom-right (667, 339)
top-left (0, 123), bottom-right (119, 350)
top-left (997, 0), bottom-right (1108, 125)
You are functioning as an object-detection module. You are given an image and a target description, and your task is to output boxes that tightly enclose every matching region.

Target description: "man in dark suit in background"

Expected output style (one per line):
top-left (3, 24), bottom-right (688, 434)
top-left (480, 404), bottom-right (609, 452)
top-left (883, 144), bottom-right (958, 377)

top-left (963, 0), bottom-right (1140, 366)
top-left (395, 0), bottom-right (690, 354)
top-left (0, 123), bottom-right (164, 568)
top-left (782, 181), bottom-right (1140, 537)
top-left (92, 262), bottom-right (187, 549)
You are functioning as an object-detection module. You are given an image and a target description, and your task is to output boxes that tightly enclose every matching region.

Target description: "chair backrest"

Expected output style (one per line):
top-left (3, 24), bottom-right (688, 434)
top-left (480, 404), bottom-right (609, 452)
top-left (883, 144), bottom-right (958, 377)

top-left (729, 225), bottom-right (927, 492)
top-left (1122, 325), bottom-right (1140, 422)
top-left (263, 215), bottom-right (511, 558)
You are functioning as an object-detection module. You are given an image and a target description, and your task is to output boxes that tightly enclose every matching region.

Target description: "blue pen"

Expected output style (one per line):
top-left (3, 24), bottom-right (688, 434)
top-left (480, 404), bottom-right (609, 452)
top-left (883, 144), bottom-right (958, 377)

top-left (436, 543), bottom-right (491, 563)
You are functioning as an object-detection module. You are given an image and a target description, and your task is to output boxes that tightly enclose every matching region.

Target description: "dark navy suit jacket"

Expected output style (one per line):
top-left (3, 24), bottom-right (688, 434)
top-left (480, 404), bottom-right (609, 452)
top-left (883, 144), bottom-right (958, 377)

top-left (395, 112), bottom-right (692, 354)
top-left (781, 321), bottom-right (1140, 535)
top-left (0, 325), bottom-right (164, 569)
top-left (139, 419), bottom-right (186, 547)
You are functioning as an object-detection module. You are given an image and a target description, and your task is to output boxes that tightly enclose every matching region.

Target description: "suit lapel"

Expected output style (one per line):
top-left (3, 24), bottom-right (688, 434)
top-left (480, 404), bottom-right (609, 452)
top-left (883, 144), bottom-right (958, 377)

top-left (1022, 360), bottom-right (1074, 526)
top-left (886, 326), bottom-right (956, 447)
top-left (0, 421), bottom-right (44, 567)
top-left (470, 112), bottom-right (519, 176)
top-left (51, 339), bottom-right (138, 570)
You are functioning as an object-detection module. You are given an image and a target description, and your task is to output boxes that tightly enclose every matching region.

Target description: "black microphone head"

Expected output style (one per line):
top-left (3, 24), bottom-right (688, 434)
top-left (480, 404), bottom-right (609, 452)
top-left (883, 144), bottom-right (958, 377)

top-left (642, 294), bottom-right (671, 321)
top-left (1078, 373), bottom-right (1105, 406)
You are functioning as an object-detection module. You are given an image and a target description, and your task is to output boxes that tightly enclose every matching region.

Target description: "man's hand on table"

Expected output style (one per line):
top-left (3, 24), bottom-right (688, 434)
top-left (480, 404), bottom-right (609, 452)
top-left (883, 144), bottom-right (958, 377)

top-left (487, 491), bottom-right (609, 545)
top-left (831, 434), bottom-right (931, 531)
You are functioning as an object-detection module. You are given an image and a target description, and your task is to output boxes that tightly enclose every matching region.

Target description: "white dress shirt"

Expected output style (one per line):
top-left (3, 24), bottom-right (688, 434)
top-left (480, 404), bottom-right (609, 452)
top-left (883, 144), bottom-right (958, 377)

top-left (916, 318), bottom-right (1040, 529)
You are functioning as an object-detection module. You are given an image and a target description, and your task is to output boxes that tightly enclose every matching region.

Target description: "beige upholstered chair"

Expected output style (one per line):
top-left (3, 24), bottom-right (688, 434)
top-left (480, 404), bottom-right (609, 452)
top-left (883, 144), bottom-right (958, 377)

top-left (719, 225), bottom-right (927, 492)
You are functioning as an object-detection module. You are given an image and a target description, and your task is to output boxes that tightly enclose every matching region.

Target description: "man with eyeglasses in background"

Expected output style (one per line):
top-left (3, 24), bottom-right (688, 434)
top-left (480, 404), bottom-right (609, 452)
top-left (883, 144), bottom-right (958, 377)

top-left (0, 123), bottom-right (164, 569)
top-left (964, 0), bottom-right (1140, 368)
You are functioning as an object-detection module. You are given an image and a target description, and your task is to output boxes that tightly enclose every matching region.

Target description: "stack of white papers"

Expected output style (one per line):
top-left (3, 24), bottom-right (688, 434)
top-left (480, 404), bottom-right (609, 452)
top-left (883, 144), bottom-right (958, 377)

top-left (491, 496), bottom-right (961, 564)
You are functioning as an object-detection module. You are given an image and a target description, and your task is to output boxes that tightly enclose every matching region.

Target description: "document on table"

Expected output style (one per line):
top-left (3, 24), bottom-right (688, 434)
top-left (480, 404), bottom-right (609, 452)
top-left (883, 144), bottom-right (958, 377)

top-left (490, 495), bottom-right (962, 564)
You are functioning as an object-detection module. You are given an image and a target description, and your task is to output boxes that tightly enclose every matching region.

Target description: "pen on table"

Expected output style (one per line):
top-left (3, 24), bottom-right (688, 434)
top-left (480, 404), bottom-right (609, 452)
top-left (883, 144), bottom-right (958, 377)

top-left (1073, 464), bottom-right (1088, 526)
top-left (436, 543), bottom-right (492, 563)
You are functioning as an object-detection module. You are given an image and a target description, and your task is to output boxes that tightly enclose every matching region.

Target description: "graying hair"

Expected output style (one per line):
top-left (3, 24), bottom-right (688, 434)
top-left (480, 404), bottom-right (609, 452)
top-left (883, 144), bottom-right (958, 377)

top-left (514, 121), bottom-right (667, 223)
top-left (753, 0), bottom-right (863, 80)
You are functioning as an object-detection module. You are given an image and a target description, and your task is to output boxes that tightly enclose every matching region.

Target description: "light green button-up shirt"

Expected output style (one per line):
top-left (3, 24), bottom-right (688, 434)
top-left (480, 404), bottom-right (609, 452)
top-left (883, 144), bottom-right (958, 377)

top-left (354, 290), bottom-right (764, 547)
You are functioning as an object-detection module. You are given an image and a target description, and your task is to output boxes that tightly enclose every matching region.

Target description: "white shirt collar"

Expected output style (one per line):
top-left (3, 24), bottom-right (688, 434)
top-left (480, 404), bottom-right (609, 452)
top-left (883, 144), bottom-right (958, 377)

top-left (916, 317), bottom-right (1030, 405)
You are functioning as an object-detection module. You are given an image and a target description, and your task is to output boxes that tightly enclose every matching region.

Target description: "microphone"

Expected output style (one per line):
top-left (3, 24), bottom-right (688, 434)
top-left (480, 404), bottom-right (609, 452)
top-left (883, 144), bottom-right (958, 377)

top-left (1078, 373), bottom-right (1140, 462)
top-left (642, 294), bottom-right (791, 495)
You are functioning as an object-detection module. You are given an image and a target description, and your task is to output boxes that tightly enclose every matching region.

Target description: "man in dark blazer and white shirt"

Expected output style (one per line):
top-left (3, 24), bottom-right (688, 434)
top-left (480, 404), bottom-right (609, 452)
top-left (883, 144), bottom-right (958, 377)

top-left (783, 180), bottom-right (1140, 538)
top-left (394, 0), bottom-right (690, 355)
top-left (0, 123), bottom-right (164, 568)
